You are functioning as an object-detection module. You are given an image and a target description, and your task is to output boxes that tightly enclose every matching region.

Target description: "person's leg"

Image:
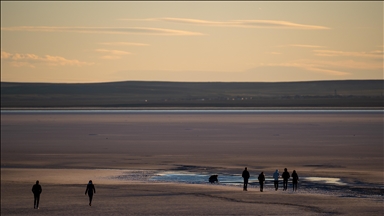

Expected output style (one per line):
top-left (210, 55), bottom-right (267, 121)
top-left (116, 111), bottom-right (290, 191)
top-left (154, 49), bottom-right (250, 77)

top-left (36, 195), bottom-right (40, 209)
top-left (245, 180), bottom-right (248, 191)
top-left (34, 195), bottom-right (37, 208)
top-left (244, 180), bottom-right (248, 191)
top-left (260, 182), bottom-right (263, 192)
top-left (89, 194), bottom-right (93, 206)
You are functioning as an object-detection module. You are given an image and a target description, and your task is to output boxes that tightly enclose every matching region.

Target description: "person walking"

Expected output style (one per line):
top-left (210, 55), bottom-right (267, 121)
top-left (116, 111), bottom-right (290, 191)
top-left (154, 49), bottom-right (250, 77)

top-left (273, 169), bottom-right (280, 191)
top-left (242, 167), bottom-right (250, 191)
top-left (32, 180), bottom-right (42, 209)
top-left (258, 172), bottom-right (265, 192)
top-left (282, 168), bottom-right (290, 191)
top-left (85, 180), bottom-right (96, 206)
top-left (292, 170), bottom-right (299, 191)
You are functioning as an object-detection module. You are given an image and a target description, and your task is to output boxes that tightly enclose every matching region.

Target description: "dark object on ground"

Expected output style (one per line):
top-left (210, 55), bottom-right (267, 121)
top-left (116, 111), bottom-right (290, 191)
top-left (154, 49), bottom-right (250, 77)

top-left (209, 175), bottom-right (219, 184)
top-left (32, 180), bottom-right (42, 209)
top-left (85, 180), bottom-right (96, 206)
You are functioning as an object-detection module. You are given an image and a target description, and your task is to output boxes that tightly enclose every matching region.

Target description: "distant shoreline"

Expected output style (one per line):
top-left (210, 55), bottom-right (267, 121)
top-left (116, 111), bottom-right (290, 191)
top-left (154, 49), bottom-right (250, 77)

top-left (1, 107), bottom-right (383, 111)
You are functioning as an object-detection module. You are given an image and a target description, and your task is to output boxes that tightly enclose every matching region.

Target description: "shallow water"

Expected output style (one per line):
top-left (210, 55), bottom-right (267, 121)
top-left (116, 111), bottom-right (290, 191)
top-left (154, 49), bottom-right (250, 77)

top-left (107, 170), bottom-right (383, 199)
top-left (149, 172), bottom-right (347, 186)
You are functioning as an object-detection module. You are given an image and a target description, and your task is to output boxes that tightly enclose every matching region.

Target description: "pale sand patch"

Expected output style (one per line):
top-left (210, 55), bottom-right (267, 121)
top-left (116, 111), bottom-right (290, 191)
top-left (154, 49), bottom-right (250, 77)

top-left (1, 178), bottom-right (383, 215)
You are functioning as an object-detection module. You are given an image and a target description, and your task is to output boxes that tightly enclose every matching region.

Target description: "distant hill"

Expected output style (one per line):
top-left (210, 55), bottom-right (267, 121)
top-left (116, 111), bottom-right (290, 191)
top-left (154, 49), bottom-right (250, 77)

top-left (1, 80), bottom-right (383, 108)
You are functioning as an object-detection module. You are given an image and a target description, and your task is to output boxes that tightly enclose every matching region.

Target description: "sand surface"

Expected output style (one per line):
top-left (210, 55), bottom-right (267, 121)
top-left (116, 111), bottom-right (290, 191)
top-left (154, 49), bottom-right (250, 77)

top-left (1, 111), bottom-right (383, 215)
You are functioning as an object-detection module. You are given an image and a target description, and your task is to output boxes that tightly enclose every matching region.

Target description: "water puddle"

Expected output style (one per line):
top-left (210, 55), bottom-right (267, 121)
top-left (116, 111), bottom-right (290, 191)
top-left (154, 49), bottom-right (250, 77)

top-left (106, 170), bottom-right (383, 198)
top-left (149, 172), bottom-right (348, 186)
top-left (302, 177), bottom-right (347, 186)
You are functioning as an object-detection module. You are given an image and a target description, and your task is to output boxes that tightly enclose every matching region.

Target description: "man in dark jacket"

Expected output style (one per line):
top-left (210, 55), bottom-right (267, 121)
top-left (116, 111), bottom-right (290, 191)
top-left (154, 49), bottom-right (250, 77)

top-left (32, 180), bottom-right (42, 209)
top-left (85, 180), bottom-right (96, 206)
top-left (258, 172), bottom-right (265, 192)
top-left (282, 168), bottom-right (290, 191)
top-left (242, 167), bottom-right (250, 191)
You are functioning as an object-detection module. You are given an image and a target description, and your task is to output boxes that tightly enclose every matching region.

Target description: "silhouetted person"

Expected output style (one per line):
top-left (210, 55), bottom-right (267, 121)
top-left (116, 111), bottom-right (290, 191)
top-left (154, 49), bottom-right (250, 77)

top-left (282, 168), bottom-right (290, 191)
top-left (32, 180), bottom-right (42, 209)
top-left (85, 180), bottom-right (96, 206)
top-left (258, 172), bottom-right (265, 192)
top-left (273, 169), bottom-right (280, 191)
top-left (209, 175), bottom-right (219, 184)
top-left (242, 167), bottom-right (250, 191)
top-left (292, 170), bottom-right (299, 191)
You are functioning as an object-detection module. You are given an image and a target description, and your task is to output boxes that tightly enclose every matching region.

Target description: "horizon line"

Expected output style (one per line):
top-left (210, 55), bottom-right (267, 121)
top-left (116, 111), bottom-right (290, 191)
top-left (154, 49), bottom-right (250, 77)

top-left (1, 79), bottom-right (383, 85)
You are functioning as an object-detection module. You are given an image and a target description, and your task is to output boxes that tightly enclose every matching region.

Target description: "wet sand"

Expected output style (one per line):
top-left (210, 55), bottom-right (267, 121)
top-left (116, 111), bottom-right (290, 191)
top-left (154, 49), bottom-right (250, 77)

top-left (1, 111), bottom-right (383, 215)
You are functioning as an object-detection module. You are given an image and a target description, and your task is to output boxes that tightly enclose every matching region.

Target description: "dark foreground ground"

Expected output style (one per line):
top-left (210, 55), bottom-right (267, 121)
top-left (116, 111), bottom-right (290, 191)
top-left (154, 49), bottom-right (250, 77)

top-left (1, 182), bottom-right (383, 216)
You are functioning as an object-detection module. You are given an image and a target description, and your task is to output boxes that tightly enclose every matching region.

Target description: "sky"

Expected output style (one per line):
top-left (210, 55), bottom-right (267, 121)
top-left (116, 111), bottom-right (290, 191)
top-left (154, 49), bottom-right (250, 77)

top-left (1, 1), bottom-right (383, 83)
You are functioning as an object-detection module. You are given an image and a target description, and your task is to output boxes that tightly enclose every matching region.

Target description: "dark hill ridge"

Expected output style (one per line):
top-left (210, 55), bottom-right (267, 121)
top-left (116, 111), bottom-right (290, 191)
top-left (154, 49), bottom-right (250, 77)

top-left (1, 80), bottom-right (383, 108)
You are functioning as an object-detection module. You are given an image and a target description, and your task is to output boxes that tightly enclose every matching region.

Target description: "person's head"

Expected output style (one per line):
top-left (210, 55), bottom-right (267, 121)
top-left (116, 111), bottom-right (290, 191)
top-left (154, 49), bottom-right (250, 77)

top-left (89, 180), bottom-right (92, 184)
top-left (275, 169), bottom-right (278, 172)
top-left (284, 168), bottom-right (287, 171)
top-left (261, 172), bottom-right (264, 174)
top-left (293, 170), bottom-right (296, 173)
top-left (36, 180), bottom-right (39, 184)
top-left (245, 167), bottom-right (247, 170)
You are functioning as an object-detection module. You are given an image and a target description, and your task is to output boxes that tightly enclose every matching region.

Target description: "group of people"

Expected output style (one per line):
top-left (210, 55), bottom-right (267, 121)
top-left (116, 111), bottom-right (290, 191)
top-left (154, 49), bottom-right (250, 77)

top-left (242, 167), bottom-right (299, 192)
top-left (31, 180), bottom-right (96, 209)
top-left (32, 167), bottom-right (299, 209)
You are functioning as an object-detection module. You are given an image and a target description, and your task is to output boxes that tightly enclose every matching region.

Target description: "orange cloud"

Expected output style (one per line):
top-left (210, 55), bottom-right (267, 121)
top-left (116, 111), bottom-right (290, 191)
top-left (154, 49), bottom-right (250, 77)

top-left (95, 49), bottom-right (131, 60)
top-left (258, 62), bottom-right (349, 76)
top-left (1, 51), bottom-right (93, 67)
top-left (276, 44), bottom-right (325, 48)
top-left (1, 26), bottom-right (204, 36)
top-left (120, 17), bottom-right (330, 30)
top-left (313, 50), bottom-right (383, 58)
top-left (95, 49), bottom-right (131, 55)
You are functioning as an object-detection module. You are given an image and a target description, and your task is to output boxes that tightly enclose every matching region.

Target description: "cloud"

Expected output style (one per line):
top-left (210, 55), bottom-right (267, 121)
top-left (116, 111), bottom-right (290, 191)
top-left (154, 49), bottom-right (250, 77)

top-left (313, 49), bottom-right (383, 58)
top-left (1, 51), bottom-right (93, 67)
top-left (257, 62), bottom-right (349, 76)
top-left (94, 49), bottom-right (131, 60)
top-left (302, 67), bottom-right (350, 76)
top-left (299, 59), bottom-right (383, 70)
top-left (99, 55), bottom-right (123, 60)
top-left (99, 42), bottom-right (150, 46)
top-left (95, 49), bottom-right (131, 55)
top-left (120, 17), bottom-right (330, 30)
top-left (1, 26), bottom-right (204, 36)
top-left (257, 57), bottom-right (383, 77)
top-left (233, 20), bottom-right (329, 30)
top-left (276, 44), bottom-right (325, 48)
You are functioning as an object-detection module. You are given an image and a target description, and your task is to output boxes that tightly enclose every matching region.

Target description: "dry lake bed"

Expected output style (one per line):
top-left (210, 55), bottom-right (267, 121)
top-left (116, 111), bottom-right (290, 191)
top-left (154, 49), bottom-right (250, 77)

top-left (1, 110), bottom-right (383, 215)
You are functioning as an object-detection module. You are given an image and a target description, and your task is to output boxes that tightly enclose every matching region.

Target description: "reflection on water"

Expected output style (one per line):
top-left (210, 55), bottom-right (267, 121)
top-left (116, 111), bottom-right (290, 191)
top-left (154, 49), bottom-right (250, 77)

top-left (151, 172), bottom-right (252, 185)
top-left (150, 172), bottom-right (347, 186)
top-left (302, 177), bottom-right (347, 186)
top-left (107, 170), bottom-right (383, 198)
